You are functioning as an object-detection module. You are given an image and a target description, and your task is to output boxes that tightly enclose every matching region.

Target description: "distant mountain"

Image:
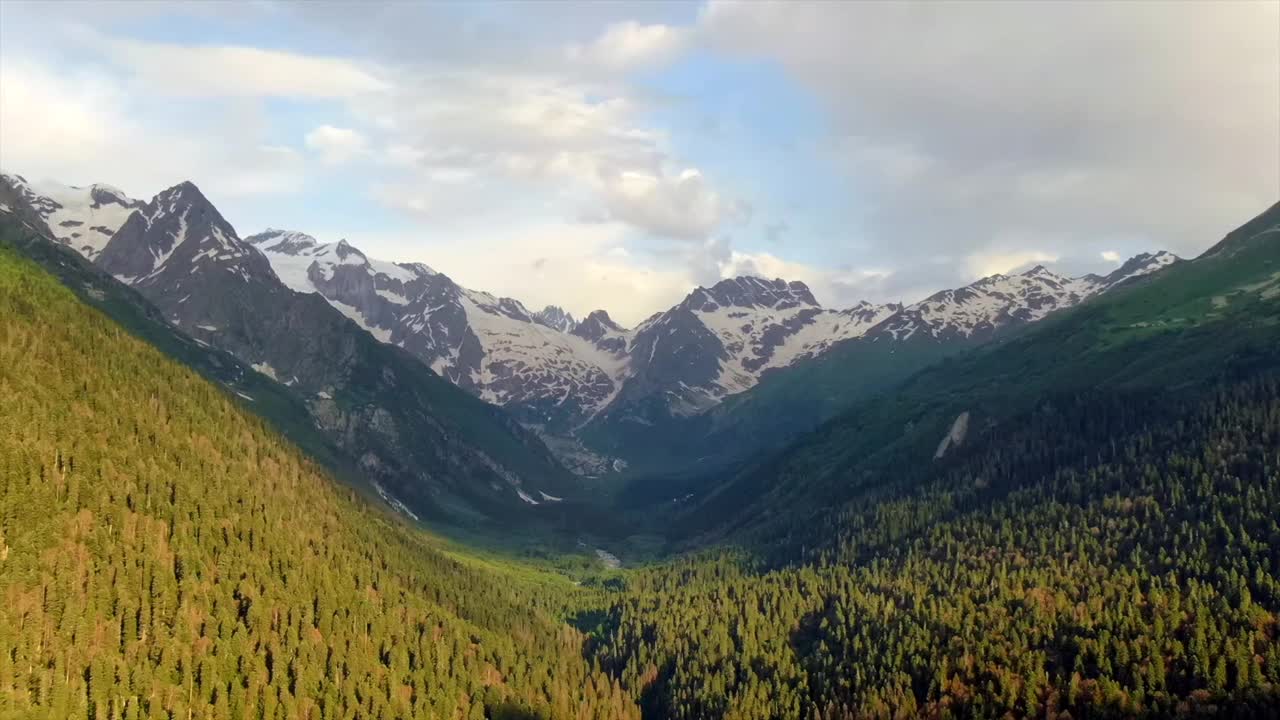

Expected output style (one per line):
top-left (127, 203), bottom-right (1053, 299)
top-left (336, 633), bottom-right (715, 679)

top-left (676, 200), bottom-right (1280, 546)
top-left (1, 175), bottom-right (579, 526)
top-left (0, 173), bottom-right (142, 259)
top-left (533, 305), bottom-right (577, 332)
top-left (1, 172), bottom-right (1187, 479)
top-left (594, 277), bottom-right (901, 436)
top-left (869, 256), bottom-right (1179, 343)
top-left (249, 231), bottom-right (917, 439)
top-left (249, 224), bottom-right (1182, 474)
top-left (587, 254), bottom-right (1182, 474)
top-left (246, 229), bottom-right (630, 437)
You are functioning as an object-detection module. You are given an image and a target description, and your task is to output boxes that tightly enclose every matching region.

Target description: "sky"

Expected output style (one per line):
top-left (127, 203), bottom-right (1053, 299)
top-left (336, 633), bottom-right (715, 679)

top-left (1, 1), bottom-right (1276, 326)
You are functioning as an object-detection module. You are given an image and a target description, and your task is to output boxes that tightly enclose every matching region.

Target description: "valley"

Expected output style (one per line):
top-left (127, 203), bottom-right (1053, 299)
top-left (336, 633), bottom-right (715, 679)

top-left (1, 4), bottom-right (1277, 716)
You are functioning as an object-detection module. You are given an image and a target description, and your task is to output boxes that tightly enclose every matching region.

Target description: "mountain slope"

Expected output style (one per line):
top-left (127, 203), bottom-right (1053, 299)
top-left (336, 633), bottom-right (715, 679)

top-left (590, 374), bottom-right (1280, 718)
top-left (0, 172), bottom-right (142, 259)
top-left (255, 228), bottom-right (1172, 473)
top-left (2, 176), bottom-right (580, 527)
top-left (683, 200), bottom-right (1280, 547)
top-left (0, 208), bottom-right (344, 474)
top-left (0, 243), bottom-right (638, 720)
top-left (247, 229), bottom-right (630, 436)
top-left (592, 253), bottom-right (1180, 478)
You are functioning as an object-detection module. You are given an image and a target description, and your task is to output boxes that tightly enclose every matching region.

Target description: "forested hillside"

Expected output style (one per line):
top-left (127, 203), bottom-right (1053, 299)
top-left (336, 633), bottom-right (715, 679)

top-left (590, 377), bottom-right (1280, 718)
top-left (0, 247), bottom-right (636, 719)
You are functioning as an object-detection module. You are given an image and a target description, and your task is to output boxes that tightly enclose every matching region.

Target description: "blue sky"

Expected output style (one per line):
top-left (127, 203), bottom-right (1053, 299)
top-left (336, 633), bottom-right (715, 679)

top-left (2, 1), bottom-right (1276, 324)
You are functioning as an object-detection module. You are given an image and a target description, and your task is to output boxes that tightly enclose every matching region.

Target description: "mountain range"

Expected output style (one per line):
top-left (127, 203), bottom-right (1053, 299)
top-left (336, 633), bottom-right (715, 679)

top-left (0, 173), bottom-right (580, 527)
top-left (1, 171), bottom-right (1180, 479)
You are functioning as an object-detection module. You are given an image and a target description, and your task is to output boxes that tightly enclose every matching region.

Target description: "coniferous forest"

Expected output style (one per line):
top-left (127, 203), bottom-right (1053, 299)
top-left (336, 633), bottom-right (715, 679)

top-left (3, 201), bottom-right (1280, 718)
top-left (0, 246), bottom-right (636, 720)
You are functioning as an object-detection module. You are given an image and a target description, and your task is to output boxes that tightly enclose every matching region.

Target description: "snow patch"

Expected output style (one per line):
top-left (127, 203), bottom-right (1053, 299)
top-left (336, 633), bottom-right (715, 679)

top-left (251, 362), bottom-right (279, 381)
top-left (934, 411), bottom-right (971, 459)
top-left (373, 482), bottom-right (421, 522)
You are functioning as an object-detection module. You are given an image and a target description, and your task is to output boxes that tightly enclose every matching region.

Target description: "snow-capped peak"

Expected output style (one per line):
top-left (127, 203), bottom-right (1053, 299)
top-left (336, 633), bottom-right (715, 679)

top-left (97, 180), bottom-right (265, 287)
top-left (0, 173), bottom-right (143, 259)
top-left (248, 229), bottom-right (319, 255)
top-left (684, 276), bottom-right (819, 313)
top-left (1094, 251), bottom-right (1181, 288)
top-left (871, 251), bottom-right (1181, 343)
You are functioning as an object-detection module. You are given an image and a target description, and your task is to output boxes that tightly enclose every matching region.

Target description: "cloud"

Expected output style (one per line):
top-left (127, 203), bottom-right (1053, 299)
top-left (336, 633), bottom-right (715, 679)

top-left (305, 125), bottom-right (369, 165)
top-left (3, 5), bottom-right (743, 320)
top-left (81, 30), bottom-right (389, 99)
top-left (565, 21), bottom-right (688, 72)
top-left (599, 168), bottom-right (725, 241)
top-left (322, 219), bottom-right (696, 327)
top-left (702, 0), bottom-right (1280, 297)
top-left (1100, 250), bottom-right (1122, 263)
top-left (0, 57), bottom-right (306, 201)
top-left (358, 65), bottom-right (735, 241)
top-left (965, 250), bottom-right (1059, 279)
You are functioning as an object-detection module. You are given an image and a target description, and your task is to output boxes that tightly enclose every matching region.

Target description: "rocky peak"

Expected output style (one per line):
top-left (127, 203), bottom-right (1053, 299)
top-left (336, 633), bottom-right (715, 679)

top-left (98, 180), bottom-right (257, 284)
top-left (571, 310), bottom-right (629, 353)
top-left (574, 309), bottom-right (623, 335)
top-left (684, 276), bottom-right (819, 313)
top-left (332, 239), bottom-right (368, 263)
top-left (532, 305), bottom-right (577, 333)
top-left (1104, 251), bottom-right (1179, 283)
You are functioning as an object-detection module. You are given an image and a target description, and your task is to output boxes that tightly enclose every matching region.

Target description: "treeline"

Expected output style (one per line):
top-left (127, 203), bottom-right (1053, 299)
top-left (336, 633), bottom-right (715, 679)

top-left (0, 247), bottom-right (636, 719)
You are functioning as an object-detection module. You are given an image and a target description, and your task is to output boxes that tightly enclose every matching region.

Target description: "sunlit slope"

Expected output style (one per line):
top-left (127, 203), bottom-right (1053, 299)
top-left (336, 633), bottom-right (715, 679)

top-left (0, 245), bottom-right (637, 720)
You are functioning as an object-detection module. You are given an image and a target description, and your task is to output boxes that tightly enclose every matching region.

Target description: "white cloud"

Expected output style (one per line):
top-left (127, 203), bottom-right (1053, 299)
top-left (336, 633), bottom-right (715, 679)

top-left (565, 21), bottom-right (688, 72)
top-left (599, 168), bottom-right (725, 241)
top-left (966, 250), bottom-right (1059, 279)
top-left (305, 125), bottom-right (368, 165)
top-left (81, 29), bottom-right (389, 99)
top-left (0, 58), bottom-right (306, 201)
top-left (359, 67), bottom-right (734, 241)
top-left (1100, 250), bottom-right (1122, 263)
top-left (323, 219), bottom-right (695, 327)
